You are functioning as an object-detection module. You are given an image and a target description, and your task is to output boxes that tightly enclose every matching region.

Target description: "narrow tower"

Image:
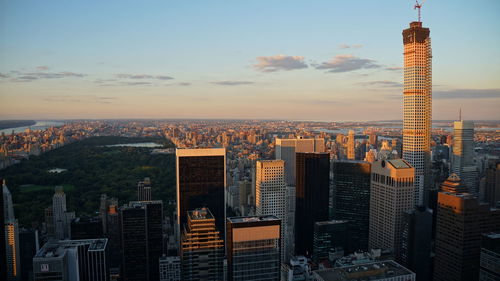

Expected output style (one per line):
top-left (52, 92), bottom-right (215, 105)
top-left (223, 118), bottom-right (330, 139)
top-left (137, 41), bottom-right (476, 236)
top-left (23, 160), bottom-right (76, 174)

top-left (402, 16), bottom-right (432, 206)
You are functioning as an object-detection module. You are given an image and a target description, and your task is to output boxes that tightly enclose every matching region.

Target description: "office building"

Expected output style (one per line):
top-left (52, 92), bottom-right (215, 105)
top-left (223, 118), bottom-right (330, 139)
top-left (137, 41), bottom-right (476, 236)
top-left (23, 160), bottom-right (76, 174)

top-left (159, 255), bottom-right (181, 281)
top-left (399, 206), bottom-right (432, 281)
top-left (99, 194), bottom-right (118, 234)
top-left (332, 160), bottom-right (371, 253)
top-left (434, 177), bottom-right (500, 281)
top-left (275, 137), bottom-right (324, 186)
top-left (255, 160), bottom-right (287, 262)
top-left (369, 159), bottom-right (415, 256)
top-left (120, 200), bottom-right (163, 281)
top-left (238, 180), bottom-right (252, 207)
top-left (347, 130), bottom-right (355, 160)
top-left (452, 120), bottom-right (478, 195)
top-left (19, 228), bottom-right (39, 281)
top-left (176, 148), bottom-right (226, 242)
top-left (226, 215), bottom-right (281, 281)
top-left (33, 239), bottom-right (108, 281)
top-left (295, 152), bottom-right (330, 256)
top-left (105, 204), bottom-right (121, 269)
top-left (3, 181), bottom-right (20, 281)
top-left (485, 162), bottom-right (500, 207)
top-left (0, 180), bottom-right (6, 281)
top-left (402, 20), bottom-right (432, 206)
top-left (71, 217), bottom-right (103, 239)
top-left (312, 260), bottom-right (415, 281)
top-left (479, 232), bottom-right (500, 281)
top-left (52, 186), bottom-right (75, 240)
top-left (440, 173), bottom-right (468, 193)
top-left (137, 177), bottom-right (152, 201)
top-left (312, 220), bottom-right (349, 263)
top-left (181, 208), bottom-right (224, 281)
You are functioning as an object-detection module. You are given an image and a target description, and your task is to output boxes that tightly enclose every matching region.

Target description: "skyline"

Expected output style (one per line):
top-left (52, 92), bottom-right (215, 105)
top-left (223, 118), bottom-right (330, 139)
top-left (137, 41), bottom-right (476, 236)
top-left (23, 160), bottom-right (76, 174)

top-left (1, 0), bottom-right (499, 121)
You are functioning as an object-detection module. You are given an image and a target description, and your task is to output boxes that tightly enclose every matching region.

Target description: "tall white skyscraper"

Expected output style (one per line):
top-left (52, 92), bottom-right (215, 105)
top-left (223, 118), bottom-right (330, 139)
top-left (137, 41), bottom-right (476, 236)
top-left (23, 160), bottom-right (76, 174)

top-left (52, 186), bottom-right (74, 240)
top-left (402, 20), bottom-right (432, 206)
top-left (275, 137), bottom-right (324, 186)
top-left (369, 159), bottom-right (415, 257)
top-left (452, 120), bottom-right (478, 195)
top-left (3, 180), bottom-right (20, 281)
top-left (255, 160), bottom-right (288, 262)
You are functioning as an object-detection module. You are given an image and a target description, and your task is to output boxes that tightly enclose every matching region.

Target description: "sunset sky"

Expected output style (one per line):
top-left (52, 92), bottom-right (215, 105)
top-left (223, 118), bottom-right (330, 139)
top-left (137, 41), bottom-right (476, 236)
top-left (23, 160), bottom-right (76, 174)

top-left (1, 0), bottom-right (499, 121)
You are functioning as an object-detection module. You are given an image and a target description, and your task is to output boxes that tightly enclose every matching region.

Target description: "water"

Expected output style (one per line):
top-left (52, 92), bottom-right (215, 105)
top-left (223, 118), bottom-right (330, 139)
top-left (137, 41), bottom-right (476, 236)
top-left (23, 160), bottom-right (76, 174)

top-left (0, 121), bottom-right (65, 135)
top-left (105, 142), bottom-right (163, 148)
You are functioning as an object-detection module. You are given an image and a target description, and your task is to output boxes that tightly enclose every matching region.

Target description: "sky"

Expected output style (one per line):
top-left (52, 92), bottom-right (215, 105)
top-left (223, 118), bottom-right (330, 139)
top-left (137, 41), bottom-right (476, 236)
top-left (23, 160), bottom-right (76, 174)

top-left (0, 0), bottom-right (499, 121)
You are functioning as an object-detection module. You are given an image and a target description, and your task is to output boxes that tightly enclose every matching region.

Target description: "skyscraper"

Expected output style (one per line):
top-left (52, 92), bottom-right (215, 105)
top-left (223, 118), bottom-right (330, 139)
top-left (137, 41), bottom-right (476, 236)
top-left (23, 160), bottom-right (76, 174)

top-left (402, 20), bottom-right (432, 206)
top-left (485, 161), bottom-right (500, 207)
top-left (369, 159), bottom-right (415, 256)
top-left (176, 148), bottom-right (226, 242)
top-left (347, 130), bottom-right (355, 160)
top-left (332, 160), bottom-right (371, 253)
top-left (434, 175), bottom-right (500, 281)
top-left (255, 160), bottom-right (287, 262)
top-left (137, 177), bottom-right (152, 201)
top-left (159, 255), bottom-right (181, 281)
top-left (181, 208), bottom-right (224, 281)
top-left (52, 186), bottom-right (74, 240)
top-left (0, 180), bottom-right (6, 281)
top-left (479, 232), bottom-right (500, 281)
top-left (312, 220), bottom-right (349, 263)
top-left (275, 137), bottom-right (324, 186)
top-left (452, 120), bottom-right (478, 195)
top-left (3, 181), bottom-right (20, 281)
top-left (295, 152), bottom-right (330, 256)
top-left (226, 215), bottom-right (281, 281)
top-left (120, 201), bottom-right (164, 281)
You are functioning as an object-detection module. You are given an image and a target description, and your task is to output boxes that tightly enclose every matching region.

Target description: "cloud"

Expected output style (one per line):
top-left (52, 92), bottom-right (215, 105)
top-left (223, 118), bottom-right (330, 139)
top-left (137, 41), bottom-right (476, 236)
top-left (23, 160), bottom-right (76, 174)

top-left (359, 80), bottom-right (402, 88)
top-left (254, 55), bottom-right (308, 72)
top-left (385, 67), bottom-right (403, 71)
top-left (316, 55), bottom-right (380, 73)
top-left (36, 66), bottom-right (49, 71)
top-left (10, 71), bottom-right (86, 82)
top-left (211, 81), bottom-right (254, 86)
top-left (339, 44), bottom-right (363, 49)
top-left (115, 74), bottom-right (173, 80)
top-left (433, 89), bottom-right (500, 99)
top-left (0, 73), bottom-right (9, 78)
top-left (177, 82), bottom-right (191, 86)
top-left (42, 95), bottom-right (117, 104)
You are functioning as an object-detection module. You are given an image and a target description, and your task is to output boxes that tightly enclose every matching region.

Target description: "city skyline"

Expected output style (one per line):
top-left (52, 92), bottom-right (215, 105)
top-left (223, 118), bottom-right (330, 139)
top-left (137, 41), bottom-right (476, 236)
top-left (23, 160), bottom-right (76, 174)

top-left (1, 0), bottom-right (499, 121)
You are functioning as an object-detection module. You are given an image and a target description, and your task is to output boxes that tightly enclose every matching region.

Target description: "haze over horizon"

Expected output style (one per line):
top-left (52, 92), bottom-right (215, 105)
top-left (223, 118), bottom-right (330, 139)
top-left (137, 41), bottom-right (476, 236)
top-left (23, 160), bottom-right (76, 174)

top-left (1, 0), bottom-right (499, 121)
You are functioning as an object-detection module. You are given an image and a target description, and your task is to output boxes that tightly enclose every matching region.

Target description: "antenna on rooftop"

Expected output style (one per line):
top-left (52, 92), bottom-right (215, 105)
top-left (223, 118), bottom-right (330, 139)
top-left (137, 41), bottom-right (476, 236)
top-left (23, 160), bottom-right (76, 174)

top-left (414, 0), bottom-right (427, 22)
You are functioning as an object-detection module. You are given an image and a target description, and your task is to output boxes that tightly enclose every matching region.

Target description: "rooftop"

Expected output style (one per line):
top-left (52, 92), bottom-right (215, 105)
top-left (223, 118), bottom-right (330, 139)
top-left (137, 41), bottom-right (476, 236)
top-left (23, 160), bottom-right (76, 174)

top-left (387, 159), bottom-right (412, 169)
top-left (188, 207), bottom-right (214, 220)
top-left (314, 260), bottom-right (414, 281)
top-left (227, 215), bottom-right (280, 223)
top-left (35, 238), bottom-right (108, 259)
top-left (315, 220), bottom-right (349, 226)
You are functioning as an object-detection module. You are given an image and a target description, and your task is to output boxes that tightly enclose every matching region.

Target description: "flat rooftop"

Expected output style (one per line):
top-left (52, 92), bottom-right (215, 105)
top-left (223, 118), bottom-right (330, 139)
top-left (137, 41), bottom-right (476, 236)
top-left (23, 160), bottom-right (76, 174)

top-left (188, 208), bottom-right (214, 220)
top-left (227, 215), bottom-right (280, 223)
top-left (315, 220), bottom-right (349, 226)
top-left (314, 260), bottom-right (414, 281)
top-left (387, 159), bottom-right (412, 169)
top-left (34, 238), bottom-right (108, 259)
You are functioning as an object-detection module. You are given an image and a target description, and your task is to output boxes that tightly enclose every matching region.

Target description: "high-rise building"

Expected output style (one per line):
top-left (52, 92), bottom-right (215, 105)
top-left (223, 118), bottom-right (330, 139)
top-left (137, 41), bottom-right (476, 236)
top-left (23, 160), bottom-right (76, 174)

top-left (19, 228), bottom-right (39, 281)
top-left (138, 177), bottom-right (152, 201)
top-left (159, 255), bottom-right (181, 281)
top-left (99, 194), bottom-right (118, 234)
top-left (3, 181), bottom-right (20, 281)
top-left (479, 232), bottom-right (500, 281)
top-left (176, 148), bottom-right (226, 243)
top-left (402, 20), bottom-right (432, 206)
top-left (434, 176), bottom-right (500, 281)
top-left (275, 137), bottom-right (324, 186)
top-left (484, 162), bottom-right (500, 207)
top-left (32, 239), bottom-right (108, 281)
top-left (312, 260), bottom-right (415, 281)
top-left (105, 204), bottom-right (121, 269)
top-left (238, 180), bottom-right (252, 208)
top-left (332, 160), bottom-right (371, 253)
top-left (369, 159), bottom-right (415, 256)
top-left (52, 186), bottom-right (74, 240)
top-left (399, 206), bottom-right (432, 281)
top-left (70, 217), bottom-right (103, 239)
top-left (120, 201), bottom-right (163, 281)
top-left (452, 120), bottom-right (478, 195)
top-left (312, 220), bottom-right (349, 263)
top-left (181, 208), bottom-right (224, 281)
top-left (440, 173), bottom-right (468, 193)
top-left (255, 160), bottom-right (287, 262)
top-left (347, 130), bottom-right (355, 160)
top-left (295, 152), bottom-right (330, 256)
top-left (226, 215), bottom-right (281, 281)
top-left (0, 180), bottom-right (6, 281)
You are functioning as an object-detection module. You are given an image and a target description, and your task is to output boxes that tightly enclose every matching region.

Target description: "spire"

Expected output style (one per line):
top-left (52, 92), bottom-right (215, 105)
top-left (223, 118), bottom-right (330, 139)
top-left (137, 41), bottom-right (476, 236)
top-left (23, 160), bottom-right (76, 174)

top-left (459, 108), bottom-right (462, 121)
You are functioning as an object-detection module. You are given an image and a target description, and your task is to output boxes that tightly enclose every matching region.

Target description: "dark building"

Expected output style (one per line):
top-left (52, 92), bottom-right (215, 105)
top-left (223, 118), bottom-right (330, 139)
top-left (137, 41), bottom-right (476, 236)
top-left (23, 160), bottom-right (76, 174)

top-left (480, 232), bottom-right (500, 281)
top-left (176, 148), bottom-right (226, 243)
top-left (120, 201), bottom-right (163, 281)
top-left (181, 208), bottom-right (224, 281)
top-left (399, 206), bottom-right (432, 281)
top-left (19, 229), bottom-right (39, 281)
top-left (137, 177), bottom-right (152, 201)
top-left (485, 162), bottom-right (500, 207)
top-left (295, 152), bottom-right (330, 256)
top-left (0, 179), bottom-right (7, 281)
top-left (312, 220), bottom-right (349, 263)
top-left (106, 205), bottom-right (121, 269)
top-left (226, 215), bottom-right (281, 281)
top-left (331, 160), bottom-right (371, 253)
top-left (71, 217), bottom-right (103, 239)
